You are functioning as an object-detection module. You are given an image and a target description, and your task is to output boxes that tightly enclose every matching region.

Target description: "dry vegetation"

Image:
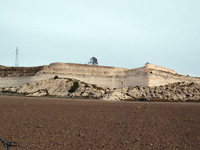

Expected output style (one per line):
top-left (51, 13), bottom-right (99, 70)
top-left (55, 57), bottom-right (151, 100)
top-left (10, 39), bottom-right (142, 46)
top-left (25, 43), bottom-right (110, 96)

top-left (0, 65), bottom-right (44, 77)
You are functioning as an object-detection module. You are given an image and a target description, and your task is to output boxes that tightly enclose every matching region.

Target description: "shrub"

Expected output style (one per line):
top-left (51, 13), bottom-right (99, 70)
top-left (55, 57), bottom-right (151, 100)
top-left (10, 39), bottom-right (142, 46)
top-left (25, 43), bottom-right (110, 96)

top-left (96, 87), bottom-right (104, 90)
top-left (138, 98), bottom-right (147, 101)
top-left (54, 75), bottom-right (59, 79)
top-left (84, 83), bottom-right (90, 87)
top-left (92, 84), bottom-right (97, 88)
top-left (68, 82), bottom-right (79, 93)
top-left (189, 82), bottom-right (194, 86)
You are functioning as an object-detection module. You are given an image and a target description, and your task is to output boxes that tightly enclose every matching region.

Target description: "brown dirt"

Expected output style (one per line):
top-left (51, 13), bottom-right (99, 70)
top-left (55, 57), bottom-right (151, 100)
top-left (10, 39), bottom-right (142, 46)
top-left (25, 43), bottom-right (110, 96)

top-left (0, 95), bottom-right (200, 150)
top-left (0, 65), bottom-right (44, 77)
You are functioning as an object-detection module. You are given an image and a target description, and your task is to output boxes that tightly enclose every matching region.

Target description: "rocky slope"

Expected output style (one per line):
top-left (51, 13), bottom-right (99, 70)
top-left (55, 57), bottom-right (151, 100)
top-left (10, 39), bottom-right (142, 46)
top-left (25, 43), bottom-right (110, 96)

top-left (103, 82), bottom-right (200, 102)
top-left (0, 77), bottom-right (200, 102)
top-left (0, 77), bottom-right (108, 99)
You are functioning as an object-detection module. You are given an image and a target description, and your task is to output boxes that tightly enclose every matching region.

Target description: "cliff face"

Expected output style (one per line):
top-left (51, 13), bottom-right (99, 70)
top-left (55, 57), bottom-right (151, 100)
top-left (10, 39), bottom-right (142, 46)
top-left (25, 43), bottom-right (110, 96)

top-left (145, 64), bottom-right (200, 86)
top-left (0, 63), bottom-right (200, 88)
top-left (36, 63), bottom-right (128, 89)
top-left (45, 63), bottom-right (127, 76)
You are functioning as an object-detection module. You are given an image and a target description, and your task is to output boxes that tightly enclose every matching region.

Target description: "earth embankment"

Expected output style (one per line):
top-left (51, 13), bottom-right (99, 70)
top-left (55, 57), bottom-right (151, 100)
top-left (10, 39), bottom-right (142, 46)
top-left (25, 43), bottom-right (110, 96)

top-left (1, 77), bottom-right (200, 102)
top-left (0, 65), bottom-right (45, 77)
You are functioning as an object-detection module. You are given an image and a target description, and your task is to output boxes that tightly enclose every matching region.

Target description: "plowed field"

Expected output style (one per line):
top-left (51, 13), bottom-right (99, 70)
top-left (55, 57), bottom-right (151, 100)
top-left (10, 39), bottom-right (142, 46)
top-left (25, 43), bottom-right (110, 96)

top-left (0, 95), bottom-right (200, 150)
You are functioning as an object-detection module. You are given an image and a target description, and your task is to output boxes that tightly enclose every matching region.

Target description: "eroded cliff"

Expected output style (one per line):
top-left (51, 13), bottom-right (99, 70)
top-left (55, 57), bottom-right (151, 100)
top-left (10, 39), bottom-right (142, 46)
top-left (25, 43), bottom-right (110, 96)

top-left (0, 63), bottom-right (200, 89)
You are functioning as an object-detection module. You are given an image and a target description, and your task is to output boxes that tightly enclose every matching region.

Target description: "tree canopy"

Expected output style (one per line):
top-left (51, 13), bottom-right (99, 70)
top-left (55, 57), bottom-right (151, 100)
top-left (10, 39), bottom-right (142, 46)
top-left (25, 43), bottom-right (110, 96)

top-left (88, 57), bottom-right (98, 65)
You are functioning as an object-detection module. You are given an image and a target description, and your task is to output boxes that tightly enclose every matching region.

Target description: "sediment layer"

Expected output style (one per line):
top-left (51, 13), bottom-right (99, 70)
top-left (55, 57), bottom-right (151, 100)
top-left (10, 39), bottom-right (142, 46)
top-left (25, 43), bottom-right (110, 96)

top-left (0, 63), bottom-right (200, 88)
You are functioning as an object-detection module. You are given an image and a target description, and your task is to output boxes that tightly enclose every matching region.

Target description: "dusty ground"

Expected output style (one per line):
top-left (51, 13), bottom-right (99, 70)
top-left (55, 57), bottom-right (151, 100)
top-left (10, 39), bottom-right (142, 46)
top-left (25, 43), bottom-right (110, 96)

top-left (0, 95), bottom-right (200, 150)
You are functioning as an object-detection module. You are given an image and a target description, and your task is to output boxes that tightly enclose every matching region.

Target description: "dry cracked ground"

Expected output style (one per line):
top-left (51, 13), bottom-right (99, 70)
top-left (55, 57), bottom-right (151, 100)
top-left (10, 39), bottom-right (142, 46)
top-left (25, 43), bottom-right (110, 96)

top-left (0, 95), bottom-right (200, 150)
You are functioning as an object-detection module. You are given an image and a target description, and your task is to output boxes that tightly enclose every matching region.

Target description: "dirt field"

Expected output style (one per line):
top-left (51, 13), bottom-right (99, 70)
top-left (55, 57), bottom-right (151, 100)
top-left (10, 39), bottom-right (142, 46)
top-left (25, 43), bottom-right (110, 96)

top-left (0, 95), bottom-right (200, 150)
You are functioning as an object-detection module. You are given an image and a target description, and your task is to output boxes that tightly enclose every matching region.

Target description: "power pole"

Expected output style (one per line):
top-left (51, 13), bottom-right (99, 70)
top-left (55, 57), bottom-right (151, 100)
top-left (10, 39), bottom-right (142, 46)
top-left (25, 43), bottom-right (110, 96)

top-left (15, 47), bottom-right (19, 67)
top-left (120, 81), bottom-right (123, 124)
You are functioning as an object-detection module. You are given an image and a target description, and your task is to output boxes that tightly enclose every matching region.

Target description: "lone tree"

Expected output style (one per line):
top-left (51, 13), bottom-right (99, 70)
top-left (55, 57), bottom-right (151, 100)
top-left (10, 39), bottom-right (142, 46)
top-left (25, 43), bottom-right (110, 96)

top-left (88, 57), bottom-right (98, 65)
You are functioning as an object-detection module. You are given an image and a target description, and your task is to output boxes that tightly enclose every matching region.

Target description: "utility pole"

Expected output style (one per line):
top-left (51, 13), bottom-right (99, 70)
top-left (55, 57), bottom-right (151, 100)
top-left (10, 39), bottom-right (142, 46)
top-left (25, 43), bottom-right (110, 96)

top-left (15, 47), bottom-right (19, 67)
top-left (120, 81), bottom-right (123, 124)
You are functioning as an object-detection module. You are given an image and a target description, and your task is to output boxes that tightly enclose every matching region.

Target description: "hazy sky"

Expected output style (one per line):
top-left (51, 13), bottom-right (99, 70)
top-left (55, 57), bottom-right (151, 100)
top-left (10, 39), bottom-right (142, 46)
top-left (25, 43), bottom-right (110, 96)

top-left (0, 0), bottom-right (200, 76)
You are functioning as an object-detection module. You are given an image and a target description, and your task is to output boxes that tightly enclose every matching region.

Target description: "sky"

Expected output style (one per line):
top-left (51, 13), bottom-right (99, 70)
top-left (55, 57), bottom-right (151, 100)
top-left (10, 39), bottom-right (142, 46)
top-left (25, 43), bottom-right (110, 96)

top-left (0, 0), bottom-right (200, 76)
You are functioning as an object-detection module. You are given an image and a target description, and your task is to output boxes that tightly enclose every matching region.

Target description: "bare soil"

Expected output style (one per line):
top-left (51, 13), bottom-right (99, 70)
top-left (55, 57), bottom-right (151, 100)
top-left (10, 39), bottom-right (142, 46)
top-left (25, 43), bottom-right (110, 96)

top-left (0, 95), bottom-right (200, 150)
